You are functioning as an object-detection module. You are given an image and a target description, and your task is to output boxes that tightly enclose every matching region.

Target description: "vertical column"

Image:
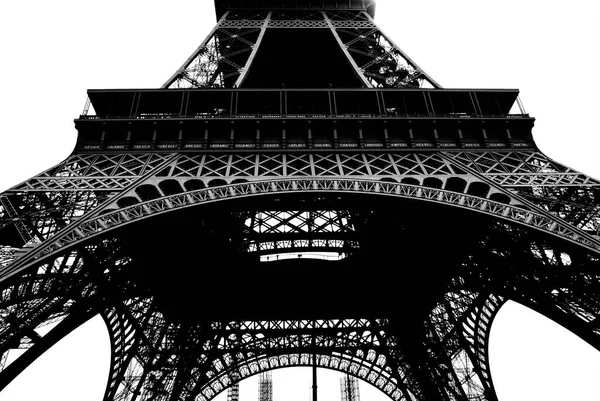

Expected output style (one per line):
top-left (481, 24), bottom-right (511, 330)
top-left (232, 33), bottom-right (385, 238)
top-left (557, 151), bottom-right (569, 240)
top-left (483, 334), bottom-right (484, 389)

top-left (362, 11), bottom-right (442, 89)
top-left (312, 352), bottom-right (318, 401)
top-left (234, 12), bottom-right (272, 88)
top-left (323, 12), bottom-right (372, 88)
top-left (161, 11), bottom-right (231, 88)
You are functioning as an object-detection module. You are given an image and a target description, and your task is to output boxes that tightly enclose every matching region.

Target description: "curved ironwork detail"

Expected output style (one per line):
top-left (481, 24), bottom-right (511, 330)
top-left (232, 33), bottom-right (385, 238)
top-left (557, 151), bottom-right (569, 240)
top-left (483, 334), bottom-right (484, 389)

top-left (95, 290), bottom-right (509, 401)
top-left (1, 2), bottom-right (600, 400)
top-left (96, 299), bottom-right (501, 401)
top-left (18, 179), bottom-right (599, 270)
top-left (0, 194), bottom-right (599, 400)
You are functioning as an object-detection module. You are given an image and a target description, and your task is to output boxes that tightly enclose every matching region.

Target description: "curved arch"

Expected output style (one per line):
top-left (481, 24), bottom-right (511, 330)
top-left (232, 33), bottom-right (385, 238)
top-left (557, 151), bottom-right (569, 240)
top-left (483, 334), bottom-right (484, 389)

top-left (502, 273), bottom-right (600, 352)
top-left (185, 318), bottom-right (417, 401)
top-left (158, 179), bottom-right (184, 196)
top-left (184, 179), bottom-right (206, 191)
top-left (380, 177), bottom-right (398, 183)
top-left (489, 192), bottom-right (511, 204)
top-left (101, 299), bottom-right (153, 400)
top-left (488, 300), bottom-right (600, 401)
top-left (400, 177), bottom-right (419, 185)
top-left (423, 177), bottom-right (443, 189)
top-left (0, 309), bottom-right (96, 393)
top-left (135, 184), bottom-right (162, 202)
top-left (428, 292), bottom-right (506, 398)
top-left (193, 294), bottom-right (507, 401)
top-left (30, 178), bottom-right (600, 266)
top-left (444, 177), bottom-right (467, 193)
top-left (117, 196), bottom-right (139, 208)
top-left (0, 241), bottom-right (139, 396)
top-left (197, 353), bottom-right (413, 401)
top-left (466, 182), bottom-right (490, 198)
top-left (207, 178), bottom-right (228, 188)
top-left (0, 248), bottom-right (103, 391)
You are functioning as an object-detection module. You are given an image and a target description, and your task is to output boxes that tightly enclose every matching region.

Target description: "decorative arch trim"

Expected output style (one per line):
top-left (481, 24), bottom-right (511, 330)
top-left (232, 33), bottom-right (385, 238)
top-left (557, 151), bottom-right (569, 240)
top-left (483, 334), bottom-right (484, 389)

top-left (196, 352), bottom-right (413, 401)
top-left (14, 178), bottom-right (600, 272)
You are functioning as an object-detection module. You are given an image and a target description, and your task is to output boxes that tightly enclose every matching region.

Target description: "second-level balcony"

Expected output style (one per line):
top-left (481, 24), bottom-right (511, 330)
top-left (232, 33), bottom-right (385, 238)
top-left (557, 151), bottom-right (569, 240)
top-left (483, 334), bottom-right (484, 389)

top-left (74, 88), bottom-right (534, 153)
top-left (80, 88), bottom-right (526, 121)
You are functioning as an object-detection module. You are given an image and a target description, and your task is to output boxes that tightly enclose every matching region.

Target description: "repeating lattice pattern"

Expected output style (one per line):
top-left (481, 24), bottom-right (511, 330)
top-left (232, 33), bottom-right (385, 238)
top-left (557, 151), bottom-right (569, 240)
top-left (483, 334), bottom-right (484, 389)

top-left (0, 249), bottom-right (95, 375)
top-left (242, 209), bottom-right (357, 254)
top-left (447, 151), bottom-right (599, 187)
top-left (268, 20), bottom-right (328, 28)
top-left (219, 21), bottom-right (264, 29)
top-left (334, 26), bottom-right (431, 89)
top-left (18, 178), bottom-right (596, 274)
top-left (11, 153), bottom-right (172, 191)
top-left (0, 5), bottom-right (598, 401)
top-left (166, 27), bottom-right (263, 89)
top-left (0, 179), bottom-right (599, 401)
top-left (163, 152), bottom-right (458, 180)
top-left (167, 10), bottom-right (415, 89)
top-left (0, 191), bottom-right (112, 243)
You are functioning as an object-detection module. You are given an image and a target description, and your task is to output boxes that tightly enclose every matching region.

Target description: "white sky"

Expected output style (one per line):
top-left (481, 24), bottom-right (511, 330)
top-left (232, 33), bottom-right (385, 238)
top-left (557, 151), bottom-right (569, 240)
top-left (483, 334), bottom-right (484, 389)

top-left (0, 1), bottom-right (599, 400)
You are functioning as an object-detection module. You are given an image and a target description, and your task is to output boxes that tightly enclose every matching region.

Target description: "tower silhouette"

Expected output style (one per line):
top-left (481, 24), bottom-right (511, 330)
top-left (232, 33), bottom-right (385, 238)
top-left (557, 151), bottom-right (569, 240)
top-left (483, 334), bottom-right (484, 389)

top-left (0, 1), bottom-right (599, 401)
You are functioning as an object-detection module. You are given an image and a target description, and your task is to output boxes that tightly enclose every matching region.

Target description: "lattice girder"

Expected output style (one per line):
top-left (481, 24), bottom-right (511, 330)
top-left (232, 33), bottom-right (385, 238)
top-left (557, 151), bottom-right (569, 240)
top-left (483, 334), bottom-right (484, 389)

top-left (1, 145), bottom-right (598, 401)
top-left (166, 26), bottom-right (264, 89)
top-left (1, 1), bottom-right (599, 399)
top-left (163, 9), bottom-right (439, 89)
top-left (2, 177), bottom-right (599, 399)
top-left (0, 184), bottom-right (599, 400)
top-left (97, 231), bottom-right (596, 399)
top-left (104, 313), bottom-right (465, 401)
top-left (6, 176), bottom-right (597, 276)
top-left (0, 240), bottom-right (139, 390)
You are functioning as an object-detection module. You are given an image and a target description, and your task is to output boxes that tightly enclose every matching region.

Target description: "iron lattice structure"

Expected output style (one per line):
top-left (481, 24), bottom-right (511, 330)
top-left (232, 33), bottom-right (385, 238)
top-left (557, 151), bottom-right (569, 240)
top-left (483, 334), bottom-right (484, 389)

top-left (0, 1), bottom-right (599, 400)
top-left (258, 371), bottom-right (273, 401)
top-left (226, 372), bottom-right (239, 401)
top-left (341, 374), bottom-right (361, 401)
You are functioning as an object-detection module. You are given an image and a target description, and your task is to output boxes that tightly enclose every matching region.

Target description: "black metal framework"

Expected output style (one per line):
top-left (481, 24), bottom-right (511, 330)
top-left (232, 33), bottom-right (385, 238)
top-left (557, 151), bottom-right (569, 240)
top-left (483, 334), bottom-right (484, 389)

top-left (0, 1), bottom-right (599, 401)
top-left (258, 371), bottom-right (273, 401)
top-left (162, 9), bottom-right (438, 90)
top-left (341, 373), bottom-right (361, 401)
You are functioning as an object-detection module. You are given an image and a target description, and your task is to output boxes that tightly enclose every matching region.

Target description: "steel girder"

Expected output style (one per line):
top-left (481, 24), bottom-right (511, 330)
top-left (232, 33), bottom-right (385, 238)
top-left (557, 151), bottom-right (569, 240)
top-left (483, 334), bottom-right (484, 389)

top-left (0, 146), bottom-right (599, 401)
top-left (1, 5), bottom-right (600, 400)
top-left (162, 10), bottom-right (439, 90)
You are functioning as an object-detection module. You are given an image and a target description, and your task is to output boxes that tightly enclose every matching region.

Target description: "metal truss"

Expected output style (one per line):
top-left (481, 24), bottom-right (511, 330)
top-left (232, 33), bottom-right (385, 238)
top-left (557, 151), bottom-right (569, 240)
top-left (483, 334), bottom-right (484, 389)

top-left (242, 209), bottom-right (358, 255)
top-left (0, 247), bottom-right (18, 270)
top-left (103, 307), bottom-right (500, 401)
top-left (1, 5), bottom-right (599, 401)
top-left (258, 371), bottom-right (272, 401)
top-left (2, 149), bottom-right (598, 284)
top-left (446, 151), bottom-right (599, 187)
top-left (10, 153), bottom-right (173, 192)
top-left (226, 375), bottom-right (239, 401)
top-left (0, 154), bottom-right (176, 251)
top-left (341, 373), bottom-right (361, 401)
top-left (163, 10), bottom-right (439, 89)
top-left (4, 213), bottom-right (598, 401)
top-left (0, 182), bottom-right (599, 400)
top-left (325, 11), bottom-right (439, 89)
top-left (164, 11), bottom-right (269, 89)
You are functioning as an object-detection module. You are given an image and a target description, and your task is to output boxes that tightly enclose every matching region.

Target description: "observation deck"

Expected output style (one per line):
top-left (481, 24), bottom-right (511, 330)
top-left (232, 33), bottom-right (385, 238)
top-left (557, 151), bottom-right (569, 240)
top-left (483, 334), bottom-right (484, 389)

top-left (75, 88), bottom-right (534, 152)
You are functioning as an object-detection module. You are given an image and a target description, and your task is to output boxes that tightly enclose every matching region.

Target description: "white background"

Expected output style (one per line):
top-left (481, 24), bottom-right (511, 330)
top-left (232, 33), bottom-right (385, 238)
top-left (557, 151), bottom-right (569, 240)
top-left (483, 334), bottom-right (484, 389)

top-left (0, 1), bottom-right (599, 400)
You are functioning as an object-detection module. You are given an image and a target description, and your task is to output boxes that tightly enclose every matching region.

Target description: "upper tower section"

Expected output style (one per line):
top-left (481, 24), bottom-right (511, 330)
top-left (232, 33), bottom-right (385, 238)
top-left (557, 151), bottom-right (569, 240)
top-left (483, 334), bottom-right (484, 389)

top-left (162, 0), bottom-right (439, 89)
top-left (213, 0), bottom-right (377, 20)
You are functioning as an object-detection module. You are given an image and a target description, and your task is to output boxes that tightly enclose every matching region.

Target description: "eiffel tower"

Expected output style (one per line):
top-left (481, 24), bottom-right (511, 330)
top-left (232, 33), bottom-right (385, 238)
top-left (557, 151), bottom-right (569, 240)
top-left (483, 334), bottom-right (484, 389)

top-left (0, 1), bottom-right (599, 400)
